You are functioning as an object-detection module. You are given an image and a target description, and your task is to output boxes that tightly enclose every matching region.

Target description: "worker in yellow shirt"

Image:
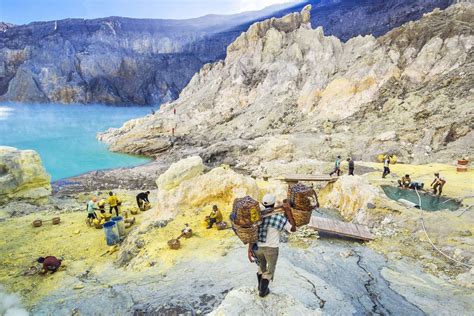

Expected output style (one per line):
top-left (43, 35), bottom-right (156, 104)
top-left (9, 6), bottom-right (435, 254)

top-left (207, 205), bottom-right (223, 229)
top-left (108, 191), bottom-right (120, 216)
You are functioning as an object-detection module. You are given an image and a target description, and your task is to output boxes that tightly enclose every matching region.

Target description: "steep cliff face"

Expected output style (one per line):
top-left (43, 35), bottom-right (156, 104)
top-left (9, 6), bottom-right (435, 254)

top-left (0, 0), bottom-right (452, 105)
top-left (101, 3), bottom-right (473, 164)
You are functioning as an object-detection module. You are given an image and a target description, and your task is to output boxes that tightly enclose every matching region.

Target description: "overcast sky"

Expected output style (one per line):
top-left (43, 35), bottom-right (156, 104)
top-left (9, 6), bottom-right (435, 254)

top-left (0, 0), bottom-right (301, 25)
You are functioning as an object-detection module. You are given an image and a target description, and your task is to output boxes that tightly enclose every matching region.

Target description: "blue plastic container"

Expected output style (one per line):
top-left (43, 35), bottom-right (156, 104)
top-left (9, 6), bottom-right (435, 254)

top-left (103, 221), bottom-right (120, 246)
top-left (111, 216), bottom-right (125, 237)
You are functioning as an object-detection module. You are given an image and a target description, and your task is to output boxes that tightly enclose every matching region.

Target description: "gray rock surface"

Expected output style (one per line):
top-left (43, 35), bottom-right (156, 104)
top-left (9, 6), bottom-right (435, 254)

top-left (0, 0), bottom-right (452, 105)
top-left (30, 237), bottom-right (473, 315)
top-left (102, 3), bottom-right (474, 164)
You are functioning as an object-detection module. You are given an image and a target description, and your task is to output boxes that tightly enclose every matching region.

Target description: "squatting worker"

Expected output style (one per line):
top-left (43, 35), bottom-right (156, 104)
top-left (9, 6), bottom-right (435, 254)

top-left (248, 194), bottom-right (296, 297)
top-left (98, 197), bottom-right (107, 213)
top-left (398, 174), bottom-right (411, 189)
top-left (431, 173), bottom-right (446, 195)
top-left (37, 256), bottom-right (62, 274)
top-left (136, 191), bottom-right (150, 209)
top-left (207, 205), bottom-right (223, 229)
top-left (108, 191), bottom-right (119, 216)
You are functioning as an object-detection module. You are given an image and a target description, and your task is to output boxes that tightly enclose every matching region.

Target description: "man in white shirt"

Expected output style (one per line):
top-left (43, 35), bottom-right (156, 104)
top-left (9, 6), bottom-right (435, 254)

top-left (248, 194), bottom-right (296, 297)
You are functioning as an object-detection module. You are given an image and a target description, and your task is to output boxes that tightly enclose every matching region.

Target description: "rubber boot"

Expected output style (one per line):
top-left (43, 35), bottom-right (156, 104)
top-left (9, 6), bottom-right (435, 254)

top-left (259, 278), bottom-right (270, 297)
top-left (257, 273), bottom-right (262, 290)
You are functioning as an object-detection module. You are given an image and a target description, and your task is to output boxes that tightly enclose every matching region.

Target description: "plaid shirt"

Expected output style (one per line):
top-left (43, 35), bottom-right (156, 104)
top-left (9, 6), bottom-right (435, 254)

top-left (258, 214), bottom-right (288, 243)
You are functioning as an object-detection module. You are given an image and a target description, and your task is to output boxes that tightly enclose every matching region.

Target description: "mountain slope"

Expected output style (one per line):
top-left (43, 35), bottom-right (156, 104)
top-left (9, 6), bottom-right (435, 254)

top-left (100, 3), bottom-right (473, 165)
top-left (0, 0), bottom-right (453, 105)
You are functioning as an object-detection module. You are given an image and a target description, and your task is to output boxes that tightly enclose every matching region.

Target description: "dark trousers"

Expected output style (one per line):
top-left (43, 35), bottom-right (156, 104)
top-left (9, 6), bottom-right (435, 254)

top-left (382, 167), bottom-right (390, 178)
top-left (330, 167), bottom-right (341, 176)
top-left (110, 205), bottom-right (119, 216)
top-left (348, 168), bottom-right (354, 176)
top-left (208, 218), bottom-right (216, 228)
top-left (87, 212), bottom-right (97, 219)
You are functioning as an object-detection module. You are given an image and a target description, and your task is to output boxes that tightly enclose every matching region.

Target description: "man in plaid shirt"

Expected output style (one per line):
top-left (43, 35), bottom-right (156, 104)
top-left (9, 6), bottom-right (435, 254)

top-left (248, 194), bottom-right (296, 297)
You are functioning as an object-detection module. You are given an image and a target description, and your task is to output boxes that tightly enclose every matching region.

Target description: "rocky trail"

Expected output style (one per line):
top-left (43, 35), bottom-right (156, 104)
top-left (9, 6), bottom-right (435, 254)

top-left (29, 237), bottom-right (472, 315)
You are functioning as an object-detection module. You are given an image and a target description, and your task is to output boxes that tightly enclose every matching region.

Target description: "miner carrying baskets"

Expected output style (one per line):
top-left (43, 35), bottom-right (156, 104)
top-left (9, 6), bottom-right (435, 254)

top-left (230, 183), bottom-right (319, 297)
top-left (230, 194), bottom-right (297, 297)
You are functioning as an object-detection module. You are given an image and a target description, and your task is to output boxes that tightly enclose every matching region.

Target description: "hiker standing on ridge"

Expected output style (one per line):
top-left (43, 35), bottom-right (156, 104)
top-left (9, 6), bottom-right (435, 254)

top-left (382, 155), bottom-right (391, 178)
top-left (329, 155), bottom-right (342, 176)
top-left (248, 194), bottom-right (296, 297)
top-left (347, 157), bottom-right (355, 176)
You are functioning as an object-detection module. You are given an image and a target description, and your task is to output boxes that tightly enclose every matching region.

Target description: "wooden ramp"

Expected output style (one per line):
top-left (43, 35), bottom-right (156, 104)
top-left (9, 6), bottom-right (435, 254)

top-left (276, 174), bottom-right (338, 183)
top-left (308, 216), bottom-right (374, 241)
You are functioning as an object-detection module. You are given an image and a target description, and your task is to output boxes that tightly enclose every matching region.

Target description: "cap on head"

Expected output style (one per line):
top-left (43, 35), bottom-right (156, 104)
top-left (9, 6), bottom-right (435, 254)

top-left (262, 194), bottom-right (276, 207)
top-left (37, 257), bottom-right (45, 263)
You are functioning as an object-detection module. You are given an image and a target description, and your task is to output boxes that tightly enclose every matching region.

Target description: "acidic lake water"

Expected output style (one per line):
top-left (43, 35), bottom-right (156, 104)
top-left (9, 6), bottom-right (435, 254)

top-left (0, 104), bottom-right (153, 181)
top-left (381, 185), bottom-right (462, 212)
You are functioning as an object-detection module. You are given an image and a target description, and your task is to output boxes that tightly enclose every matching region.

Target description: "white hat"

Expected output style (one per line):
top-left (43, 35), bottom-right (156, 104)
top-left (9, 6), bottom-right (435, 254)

top-left (262, 194), bottom-right (276, 206)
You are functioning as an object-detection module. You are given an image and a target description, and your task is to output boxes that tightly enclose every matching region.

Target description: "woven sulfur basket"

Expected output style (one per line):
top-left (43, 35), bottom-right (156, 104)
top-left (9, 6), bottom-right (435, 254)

top-left (216, 221), bottom-right (228, 230)
top-left (233, 223), bottom-right (258, 244)
top-left (288, 183), bottom-right (319, 212)
top-left (292, 208), bottom-right (312, 227)
top-left (167, 239), bottom-right (181, 250)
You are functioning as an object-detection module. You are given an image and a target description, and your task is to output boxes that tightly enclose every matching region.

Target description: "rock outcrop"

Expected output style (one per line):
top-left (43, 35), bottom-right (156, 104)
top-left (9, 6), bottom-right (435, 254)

top-left (155, 157), bottom-right (259, 219)
top-left (0, 146), bottom-right (51, 204)
top-left (0, 1), bottom-right (452, 105)
top-left (102, 3), bottom-right (473, 164)
top-left (319, 175), bottom-right (378, 221)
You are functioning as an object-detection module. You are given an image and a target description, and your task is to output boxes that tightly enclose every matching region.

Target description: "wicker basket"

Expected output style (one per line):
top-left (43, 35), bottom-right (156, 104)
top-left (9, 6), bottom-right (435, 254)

top-left (233, 223), bottom-right (258, 244)
top-left (32, 219), bottom-right (42, 227)
top-left (292, 208), bottom-right (312, 227)
top-left (167, 239), bottom-right (181, 250)
top-left (216, 221), bottom-right (228, 230)
top-left (287, 183), bottom-right (319, 212)
top-left (52, 217), bottom-right (61, 225)
top-left (183, 230), bottom-right (193, 238)
top-left (232, 196), bottom-right (261, 226)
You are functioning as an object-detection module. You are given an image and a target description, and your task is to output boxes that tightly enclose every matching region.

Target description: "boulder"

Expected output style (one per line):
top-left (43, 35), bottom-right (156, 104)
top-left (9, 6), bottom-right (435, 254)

top-left (156, 156), bottom-right (205, 191)
top-left (0, 146), bottom-right (51, 205)
top-left (156, 159), bottom-right (259, 219)
top-left (319, 175), bottom-right (378, 221)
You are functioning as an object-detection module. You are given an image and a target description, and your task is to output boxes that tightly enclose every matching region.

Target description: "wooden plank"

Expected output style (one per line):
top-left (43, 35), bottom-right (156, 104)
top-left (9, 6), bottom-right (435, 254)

top-left (276, 174), bottom-right (338, 183)
top-left (308, 217), bottom-right (374, 241)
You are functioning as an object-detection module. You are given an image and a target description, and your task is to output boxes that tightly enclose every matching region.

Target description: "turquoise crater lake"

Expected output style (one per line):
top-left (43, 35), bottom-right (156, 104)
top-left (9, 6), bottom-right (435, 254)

top-left (0, 104), bottom-right (153, 181)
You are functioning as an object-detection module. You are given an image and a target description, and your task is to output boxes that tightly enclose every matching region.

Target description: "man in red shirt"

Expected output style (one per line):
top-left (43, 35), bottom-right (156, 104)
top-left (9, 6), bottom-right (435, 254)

top-left (37, 256), bottom-right (62, 274)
